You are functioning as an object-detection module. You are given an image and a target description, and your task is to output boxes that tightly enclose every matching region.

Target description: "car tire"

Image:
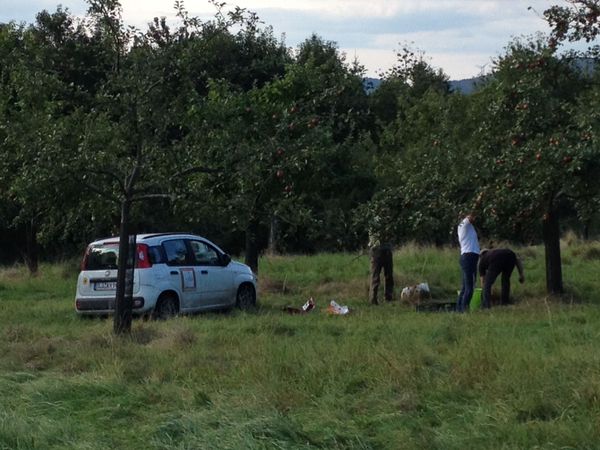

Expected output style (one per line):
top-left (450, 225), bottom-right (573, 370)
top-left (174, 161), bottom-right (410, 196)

top-left (153, 294), bottom-right (179, 320)
top-left (236, 284), bottom-right (256, 311)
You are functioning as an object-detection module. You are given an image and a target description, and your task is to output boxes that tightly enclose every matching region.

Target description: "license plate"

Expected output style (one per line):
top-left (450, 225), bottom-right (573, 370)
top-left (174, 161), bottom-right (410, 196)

top-left (94, 281), bottom-right (117, 291)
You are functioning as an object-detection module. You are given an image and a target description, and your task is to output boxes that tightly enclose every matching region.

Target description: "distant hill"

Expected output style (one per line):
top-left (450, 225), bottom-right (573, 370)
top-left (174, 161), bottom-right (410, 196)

top-left (448, 76), bottom-right (487, 94)
top-left (363, 58), bottom-right (597, 95)
top-left (362, 77), bottom-right (382, 94)
top-left (362, 75), bottom-right (486, 95)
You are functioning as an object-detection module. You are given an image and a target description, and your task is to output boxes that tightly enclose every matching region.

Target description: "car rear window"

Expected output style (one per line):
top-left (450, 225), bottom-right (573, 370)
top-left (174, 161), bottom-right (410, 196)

top-left (85, 244), bottom-right (119, 270)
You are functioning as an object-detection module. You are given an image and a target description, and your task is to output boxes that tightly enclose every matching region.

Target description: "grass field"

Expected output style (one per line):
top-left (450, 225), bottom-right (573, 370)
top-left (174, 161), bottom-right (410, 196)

top-left (1, 239), bottom-right (600, 449)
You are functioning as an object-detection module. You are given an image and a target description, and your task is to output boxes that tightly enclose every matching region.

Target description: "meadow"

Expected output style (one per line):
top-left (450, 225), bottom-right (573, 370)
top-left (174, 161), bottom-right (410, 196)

top-left (1, 239), bottom-right (600, 449)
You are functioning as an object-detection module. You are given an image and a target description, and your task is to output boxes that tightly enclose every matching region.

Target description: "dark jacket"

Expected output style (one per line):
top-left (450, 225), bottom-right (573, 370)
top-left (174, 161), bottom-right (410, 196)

top-left (479, 248), bottom-right (517, 277)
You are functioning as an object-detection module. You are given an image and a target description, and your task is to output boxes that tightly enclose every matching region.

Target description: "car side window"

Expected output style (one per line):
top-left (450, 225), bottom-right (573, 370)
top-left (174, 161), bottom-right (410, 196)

top-left (162, 239), bottom-right (189, 266)
top-left (189, 240), bottom-right (219, 266)
top-left (148, 245), bottom-right (164, 264)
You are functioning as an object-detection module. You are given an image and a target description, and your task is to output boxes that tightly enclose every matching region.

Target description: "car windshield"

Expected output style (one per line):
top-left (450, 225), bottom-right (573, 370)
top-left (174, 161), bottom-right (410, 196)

top-left (85, 244), bottom-right (119, 270)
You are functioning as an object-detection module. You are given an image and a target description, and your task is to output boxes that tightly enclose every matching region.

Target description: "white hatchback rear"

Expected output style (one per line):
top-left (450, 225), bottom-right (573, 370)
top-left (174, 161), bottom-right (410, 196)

top-left (75, 233), bottom-right (257, 318)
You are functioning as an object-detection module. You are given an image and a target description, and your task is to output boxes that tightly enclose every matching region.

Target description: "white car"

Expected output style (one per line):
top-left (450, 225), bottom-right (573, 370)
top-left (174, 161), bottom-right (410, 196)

top-left (75, 233), bottom-right (257, 318)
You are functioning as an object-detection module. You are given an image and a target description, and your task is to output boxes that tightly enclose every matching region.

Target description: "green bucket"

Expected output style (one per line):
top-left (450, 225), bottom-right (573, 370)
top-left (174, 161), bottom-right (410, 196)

top-left (470, 288), bottom-right (482, 311)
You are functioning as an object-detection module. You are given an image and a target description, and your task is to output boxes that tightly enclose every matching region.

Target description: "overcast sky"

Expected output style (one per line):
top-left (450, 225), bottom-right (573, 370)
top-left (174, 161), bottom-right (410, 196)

top-left (1, 0), bottom-right (569, 80)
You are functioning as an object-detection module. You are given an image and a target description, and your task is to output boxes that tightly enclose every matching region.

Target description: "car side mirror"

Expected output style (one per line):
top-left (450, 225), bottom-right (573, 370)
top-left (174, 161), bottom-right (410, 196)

top-left (221, 253), bottom-right (231, 266)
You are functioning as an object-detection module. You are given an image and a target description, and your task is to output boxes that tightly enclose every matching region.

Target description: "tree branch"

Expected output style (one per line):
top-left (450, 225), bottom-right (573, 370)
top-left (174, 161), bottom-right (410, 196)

top-left (131, 193), bottom-right (174, 203)
top-left (80, 167), bottom-right (126, 194)
top-left (81, 181), bottom-right (121, 204)
top-left (172, 165), bottom-right (222, 178)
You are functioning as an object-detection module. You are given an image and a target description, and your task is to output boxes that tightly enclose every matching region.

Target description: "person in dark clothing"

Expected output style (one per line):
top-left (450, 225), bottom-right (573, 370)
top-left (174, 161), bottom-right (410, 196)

top-left (369, 243), bottom-right (394, 305)
top-left (478, 248), bottom-right (525, 308)
top-left (367, 206), bottom-right (395, 305)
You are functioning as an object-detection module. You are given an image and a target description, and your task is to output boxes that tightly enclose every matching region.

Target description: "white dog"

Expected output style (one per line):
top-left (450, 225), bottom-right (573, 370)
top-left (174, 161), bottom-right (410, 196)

top-left (400, 283), bottom-right (430, 303)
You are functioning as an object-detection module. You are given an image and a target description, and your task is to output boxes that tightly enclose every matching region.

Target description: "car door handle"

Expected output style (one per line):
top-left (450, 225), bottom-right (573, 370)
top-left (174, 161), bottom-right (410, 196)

top-left (200, 270), bottom-right (208, 275)
top-left (170, 271), bottom-right (178, 275)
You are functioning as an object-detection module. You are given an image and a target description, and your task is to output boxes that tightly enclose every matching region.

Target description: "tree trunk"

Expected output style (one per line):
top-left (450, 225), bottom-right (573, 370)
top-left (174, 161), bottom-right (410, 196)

top-left (267, 215), bottom-right (279, 255)
top-left (245, 217), bottom-right (260, 274)
top-left (24, 219), bottom-right (39, 275)
top-left (583, 221), bottom-right (590, 241)
top-left (542, 208), bottom-right (564, 295)
top-left (114, 199), bottom-right (133, 335)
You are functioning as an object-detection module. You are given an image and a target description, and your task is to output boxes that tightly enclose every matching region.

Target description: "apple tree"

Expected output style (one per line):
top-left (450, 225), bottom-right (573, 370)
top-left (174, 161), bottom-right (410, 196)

top-left (471, 36), bottom-right (598, 294)
top-left (360, 48), bottom-right (463, 245)
top-left (184, 35), bottom-right (371, 272)
top-left (0, 11), bottom-right (110, 272)
top-left (543, 0), bottom-right (600, 45)
top-left (73, 0), bottom-right (275, 333)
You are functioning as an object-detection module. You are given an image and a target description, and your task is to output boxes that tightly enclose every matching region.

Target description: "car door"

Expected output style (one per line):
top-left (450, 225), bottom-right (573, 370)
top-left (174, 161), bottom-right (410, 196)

top-left (161, 238), bottom-right (198, 310)
top-left (188, 239), bottom-right (234, 307)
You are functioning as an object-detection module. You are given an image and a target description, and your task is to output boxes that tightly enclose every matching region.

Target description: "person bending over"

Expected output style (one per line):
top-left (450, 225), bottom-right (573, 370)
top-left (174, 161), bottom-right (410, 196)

top-left (479, 248), bottom-right (525, 308)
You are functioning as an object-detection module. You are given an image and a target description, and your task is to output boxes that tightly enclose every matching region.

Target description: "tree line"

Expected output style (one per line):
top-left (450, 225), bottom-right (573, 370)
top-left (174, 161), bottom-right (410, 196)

top-left (1, 0), bottom-right (600, 298)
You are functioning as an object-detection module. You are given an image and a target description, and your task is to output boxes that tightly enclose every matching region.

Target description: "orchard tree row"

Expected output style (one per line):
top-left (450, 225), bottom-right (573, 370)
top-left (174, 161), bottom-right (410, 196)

top-left (1, 0), bottom-right (599, 298)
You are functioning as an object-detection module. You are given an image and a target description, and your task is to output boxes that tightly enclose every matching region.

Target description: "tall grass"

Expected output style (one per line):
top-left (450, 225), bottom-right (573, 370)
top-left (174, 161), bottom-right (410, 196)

top-left (1, 241), bottom-right (600, 449)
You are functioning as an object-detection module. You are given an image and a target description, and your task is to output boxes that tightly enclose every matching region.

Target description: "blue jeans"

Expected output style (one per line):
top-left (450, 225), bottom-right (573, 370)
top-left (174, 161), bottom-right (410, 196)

top-left (457, 252), bottom-right (479, 312)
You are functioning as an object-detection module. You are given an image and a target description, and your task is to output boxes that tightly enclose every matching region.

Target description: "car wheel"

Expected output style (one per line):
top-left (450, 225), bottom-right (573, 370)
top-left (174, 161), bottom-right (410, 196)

top-left (153, 294), bottom-right (179, 320)
top-left (236, 284), bottom-right (256, 311)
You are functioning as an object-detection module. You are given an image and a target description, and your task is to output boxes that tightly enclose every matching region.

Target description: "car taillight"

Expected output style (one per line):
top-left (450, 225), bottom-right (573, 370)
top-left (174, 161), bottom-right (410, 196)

top-left (80, 246), bottom-right (90, 271)
top-left (136, 244), bottom-right (152, 269)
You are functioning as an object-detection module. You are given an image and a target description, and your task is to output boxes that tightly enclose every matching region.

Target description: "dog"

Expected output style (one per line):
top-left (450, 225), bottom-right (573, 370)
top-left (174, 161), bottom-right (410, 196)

top-left (400, 283), bottom-right (430, 304)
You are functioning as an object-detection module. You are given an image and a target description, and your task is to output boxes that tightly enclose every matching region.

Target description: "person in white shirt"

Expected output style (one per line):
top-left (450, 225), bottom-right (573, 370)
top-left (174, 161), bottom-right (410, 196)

top-left (456, 213), bottom-right (480, 312)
